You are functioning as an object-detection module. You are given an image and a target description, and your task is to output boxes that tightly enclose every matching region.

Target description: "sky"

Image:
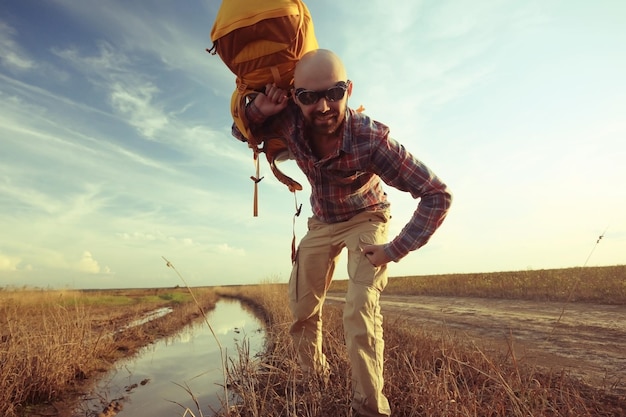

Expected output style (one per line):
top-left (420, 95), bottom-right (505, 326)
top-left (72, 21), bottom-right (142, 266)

top-left (1, 1), bottom-right (624, 290)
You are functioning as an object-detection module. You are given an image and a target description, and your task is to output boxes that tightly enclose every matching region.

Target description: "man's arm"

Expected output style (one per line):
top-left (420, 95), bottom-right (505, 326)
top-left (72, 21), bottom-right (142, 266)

top-left (372, 136), bottom-right (453, 263)
top-left (362, 179), bottom-right (451, 268)
top-left (232, 84), bottom-right (290, 141)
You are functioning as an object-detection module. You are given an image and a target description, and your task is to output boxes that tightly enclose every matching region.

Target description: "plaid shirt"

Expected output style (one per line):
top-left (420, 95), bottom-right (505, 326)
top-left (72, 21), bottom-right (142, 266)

top-left (233, 102), bottom-right (452, 262)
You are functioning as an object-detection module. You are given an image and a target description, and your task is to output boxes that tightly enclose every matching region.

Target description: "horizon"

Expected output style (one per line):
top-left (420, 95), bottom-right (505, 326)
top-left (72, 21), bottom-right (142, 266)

top-left (2, 263), bottom-right (623, 291)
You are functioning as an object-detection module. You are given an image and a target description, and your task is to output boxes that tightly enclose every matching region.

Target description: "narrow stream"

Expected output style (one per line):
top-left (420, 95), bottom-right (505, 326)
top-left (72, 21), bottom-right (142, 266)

top-left (75, 299), bottom-right (265, 417)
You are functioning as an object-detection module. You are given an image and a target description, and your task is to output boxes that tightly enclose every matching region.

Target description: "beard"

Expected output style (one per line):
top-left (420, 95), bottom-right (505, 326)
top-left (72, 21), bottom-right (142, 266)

top-left (305, 109), bottom-right (345, 136)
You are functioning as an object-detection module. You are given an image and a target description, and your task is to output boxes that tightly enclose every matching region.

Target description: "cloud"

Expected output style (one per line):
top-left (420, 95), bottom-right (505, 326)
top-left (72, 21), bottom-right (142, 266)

top-left (0, 248), bottom-right (109, 277)
top-left (216, 243), bottom-right (245, 256)
top-left (109, 81), bottom-right (168, 138)
top-left (53, 42), bottom-right (171, 139)
top-left (50, 42), bottom-right (232, 156)
top-left (58, 43), bottom-right (129, 72)
top-left (0, 172), bottom-right (62, 216)
top-left (76, 251), bottom-right (110, 274)
top-left (117, 231), bottom-right (195, 247)
top-left (0, 252), bottom-right (21, 271)
top-left (0, 21), bottom-right (35, 71)
top-left (48, 0), bottom-right (232, 88)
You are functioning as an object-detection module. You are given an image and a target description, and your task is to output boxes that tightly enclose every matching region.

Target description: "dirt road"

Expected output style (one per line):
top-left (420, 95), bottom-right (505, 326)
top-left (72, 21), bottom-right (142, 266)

top-left (327, 294), bottom-right (626, 394)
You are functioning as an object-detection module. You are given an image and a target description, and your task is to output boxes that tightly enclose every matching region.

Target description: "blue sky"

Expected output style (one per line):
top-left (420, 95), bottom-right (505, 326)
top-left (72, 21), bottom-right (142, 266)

top-left (1, 1), bottom-right (624, 289)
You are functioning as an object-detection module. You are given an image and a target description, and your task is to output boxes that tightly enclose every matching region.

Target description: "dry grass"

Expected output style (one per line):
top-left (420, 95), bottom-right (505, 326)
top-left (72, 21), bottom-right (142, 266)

top-left (0, 290), bottom-right (95, 416)
top-left (329, 265), bottom-right (626, 304)
top-left (0, 287), bottom-right (218, 417)
top-left (215, 274), bottom-right (626, 417)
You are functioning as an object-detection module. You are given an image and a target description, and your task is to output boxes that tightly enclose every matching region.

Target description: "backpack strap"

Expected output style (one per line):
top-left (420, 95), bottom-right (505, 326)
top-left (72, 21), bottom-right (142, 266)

top-left (264, 137), bottom-right (302, 192)
top-left (250, 152), bottom-right (262, 217)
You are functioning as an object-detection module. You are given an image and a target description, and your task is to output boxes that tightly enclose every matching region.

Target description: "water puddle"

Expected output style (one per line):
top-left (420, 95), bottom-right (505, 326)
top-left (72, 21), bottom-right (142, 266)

top-left (75, 299), bottom-right (264, 417)
top-left (116, 307), bottom-right (174, 333)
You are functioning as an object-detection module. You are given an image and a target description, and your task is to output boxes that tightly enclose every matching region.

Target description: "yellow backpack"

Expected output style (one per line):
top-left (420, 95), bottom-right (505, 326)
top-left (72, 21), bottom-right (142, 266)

top-left (209, 0), bottom-right (318, 216)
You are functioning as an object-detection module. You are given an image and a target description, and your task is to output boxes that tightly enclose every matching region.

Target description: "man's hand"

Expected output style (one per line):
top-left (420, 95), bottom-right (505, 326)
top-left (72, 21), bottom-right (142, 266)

top-left (362, 244), bottom-right (392, 268)
top-left (254, 83), bottom-right (289, 117)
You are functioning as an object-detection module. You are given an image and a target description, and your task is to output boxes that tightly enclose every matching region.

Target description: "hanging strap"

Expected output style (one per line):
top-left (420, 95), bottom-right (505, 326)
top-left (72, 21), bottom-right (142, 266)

top-left (291, 191), bottom-right (302, 263)
top-left (250, 150), bottom-right (263, 217)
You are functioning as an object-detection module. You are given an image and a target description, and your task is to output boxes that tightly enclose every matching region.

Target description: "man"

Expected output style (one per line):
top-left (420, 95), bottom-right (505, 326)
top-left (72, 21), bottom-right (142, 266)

top-left (232, 49), bottom-right (452, 417)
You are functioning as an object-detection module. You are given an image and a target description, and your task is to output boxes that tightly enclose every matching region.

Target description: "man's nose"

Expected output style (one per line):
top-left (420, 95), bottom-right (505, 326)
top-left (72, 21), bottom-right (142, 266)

top-left (315, 97), bottom-right (330, 112)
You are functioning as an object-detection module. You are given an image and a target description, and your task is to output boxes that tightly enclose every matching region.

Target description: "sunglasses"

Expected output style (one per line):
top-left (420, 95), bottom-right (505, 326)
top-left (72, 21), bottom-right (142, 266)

top-left (294, 81), bottom-right (351, 105)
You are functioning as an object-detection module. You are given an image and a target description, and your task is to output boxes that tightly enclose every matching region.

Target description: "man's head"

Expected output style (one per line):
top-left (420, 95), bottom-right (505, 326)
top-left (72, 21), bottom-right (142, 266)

top-left (293, 49), bottom-right (352, 136)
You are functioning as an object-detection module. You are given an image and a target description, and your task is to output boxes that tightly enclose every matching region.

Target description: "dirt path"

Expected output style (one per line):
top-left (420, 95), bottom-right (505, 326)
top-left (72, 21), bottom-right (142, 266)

top-left (326, 294), bottom-right (626, 394)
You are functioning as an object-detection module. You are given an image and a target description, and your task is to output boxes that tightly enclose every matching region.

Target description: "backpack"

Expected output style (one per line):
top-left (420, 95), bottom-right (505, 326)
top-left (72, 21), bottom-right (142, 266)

top-left (208, 0), bottom-right (318, 216)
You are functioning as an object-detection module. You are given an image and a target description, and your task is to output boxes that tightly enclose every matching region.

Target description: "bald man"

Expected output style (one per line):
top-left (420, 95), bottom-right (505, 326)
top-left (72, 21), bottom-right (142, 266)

top-left (233, 49), bottom-right (452, 417)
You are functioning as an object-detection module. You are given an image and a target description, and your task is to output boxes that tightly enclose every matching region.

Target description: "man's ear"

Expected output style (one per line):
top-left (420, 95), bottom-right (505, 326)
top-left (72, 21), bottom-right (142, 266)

top-left (347, 80), bottom-right (353, 98)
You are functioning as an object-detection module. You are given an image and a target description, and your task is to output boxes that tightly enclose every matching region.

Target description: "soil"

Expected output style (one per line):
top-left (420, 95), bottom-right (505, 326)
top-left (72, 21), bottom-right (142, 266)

top-left (326, 294), bottom-right (626, 395)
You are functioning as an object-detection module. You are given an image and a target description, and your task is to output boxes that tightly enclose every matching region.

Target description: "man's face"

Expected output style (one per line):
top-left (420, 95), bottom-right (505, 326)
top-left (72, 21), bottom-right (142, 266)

top-left (293, 80), bottom-right (352, 136)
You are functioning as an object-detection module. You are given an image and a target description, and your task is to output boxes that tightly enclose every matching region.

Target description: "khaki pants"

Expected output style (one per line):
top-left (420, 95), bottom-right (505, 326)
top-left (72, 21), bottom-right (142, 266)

top-left (289, 210), bottom-right (391, 417)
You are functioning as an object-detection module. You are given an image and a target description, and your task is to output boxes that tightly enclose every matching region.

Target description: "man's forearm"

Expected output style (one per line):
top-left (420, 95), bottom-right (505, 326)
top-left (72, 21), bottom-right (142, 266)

top-left (385, 188), bottom-right (452, 261)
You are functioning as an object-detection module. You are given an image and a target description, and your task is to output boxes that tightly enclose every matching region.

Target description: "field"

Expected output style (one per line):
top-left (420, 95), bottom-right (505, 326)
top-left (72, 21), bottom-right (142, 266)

top-left (1, 265), bottom-right (625, 416)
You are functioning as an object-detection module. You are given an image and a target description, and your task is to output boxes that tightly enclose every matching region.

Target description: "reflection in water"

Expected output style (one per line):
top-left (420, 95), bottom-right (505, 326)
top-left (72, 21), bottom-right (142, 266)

top-left (76, 300), bottom-right (265, 417)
